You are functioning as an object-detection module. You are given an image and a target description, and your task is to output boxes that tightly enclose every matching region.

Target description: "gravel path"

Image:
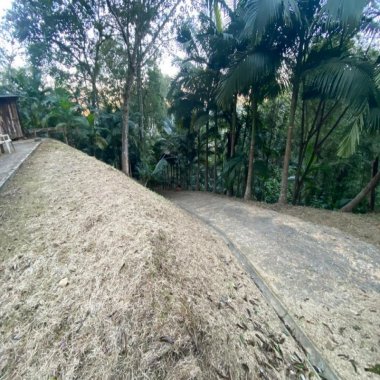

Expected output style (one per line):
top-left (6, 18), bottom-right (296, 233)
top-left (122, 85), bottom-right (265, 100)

top-left (166, 191), bottom-right (380, 380)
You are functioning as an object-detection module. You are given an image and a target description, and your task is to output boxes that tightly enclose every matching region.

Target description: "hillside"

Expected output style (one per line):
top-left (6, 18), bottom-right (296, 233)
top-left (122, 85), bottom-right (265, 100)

top-left (0, 140), bottom-right (312, 379)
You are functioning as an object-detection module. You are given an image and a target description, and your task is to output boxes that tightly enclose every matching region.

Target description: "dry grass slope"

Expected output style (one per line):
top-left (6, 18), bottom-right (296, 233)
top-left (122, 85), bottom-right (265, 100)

top-left (0, 140), bottom-right (312, 379)
top-left (255, 201), bottom-right (380, 249)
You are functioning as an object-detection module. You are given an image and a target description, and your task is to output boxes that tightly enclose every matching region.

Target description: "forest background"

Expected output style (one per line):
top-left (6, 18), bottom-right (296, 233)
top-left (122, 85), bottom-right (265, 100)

top-left (1, 0), bottom-right (379, 212)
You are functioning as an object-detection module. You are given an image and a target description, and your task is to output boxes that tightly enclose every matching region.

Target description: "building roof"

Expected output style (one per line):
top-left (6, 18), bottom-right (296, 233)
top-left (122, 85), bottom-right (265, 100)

top-left (0, 95), bottom-right (19, 100)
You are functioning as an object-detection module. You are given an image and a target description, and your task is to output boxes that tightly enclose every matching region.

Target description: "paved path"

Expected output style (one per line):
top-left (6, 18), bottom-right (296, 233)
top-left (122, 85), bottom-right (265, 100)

top-left (0, 140), bottom-right (41, 190)
top-left (166, 191), bottom-right (380, 380)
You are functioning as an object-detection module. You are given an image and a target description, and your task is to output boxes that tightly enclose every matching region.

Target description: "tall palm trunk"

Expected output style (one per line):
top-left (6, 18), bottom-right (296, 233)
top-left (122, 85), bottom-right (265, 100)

top-left (278, 36), bottom-right (304, 204)
top-left (205, 118), bottom-right (209, 191)
top-left (196, 130), bottom-right (200, 191)
top-left (230, 95), bottom-right (237, 158)
top-left (292, 97), bottom-right (307, 204)
top-left (244, 95), bottom-right (258, 200)
top-left (213, 109), bottom-right (218, 193)
top-left (227, 95), bottom-right (237, 196)
top-left (278, 78), bottom-right (300, 204)
top-left (238, 114), bottom-right (249, 197)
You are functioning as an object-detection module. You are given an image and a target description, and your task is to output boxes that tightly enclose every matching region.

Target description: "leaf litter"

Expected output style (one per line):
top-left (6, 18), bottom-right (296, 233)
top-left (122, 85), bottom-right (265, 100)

top-left (0, 140), bottom-right (315, 379)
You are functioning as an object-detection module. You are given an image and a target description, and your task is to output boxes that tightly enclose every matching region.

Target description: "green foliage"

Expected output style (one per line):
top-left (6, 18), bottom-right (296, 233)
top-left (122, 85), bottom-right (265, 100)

top-left (262, 167), bottom-right (282, 203)
top-left (324, 0), bottom-right (370, 27)
top-left (1, 0), bottom-right (379, 212)
top-left (217, 51), bottom-right (279, 106)
top-left (137, 157), bottom-right (169, 186)
top-left (365, 364), bottom-right (380, 375)
top-left (240, 0), bottom-right (300, 40)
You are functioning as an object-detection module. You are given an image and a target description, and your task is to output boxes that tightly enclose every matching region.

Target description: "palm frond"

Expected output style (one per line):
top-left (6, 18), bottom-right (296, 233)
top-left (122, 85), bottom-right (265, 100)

top-left (217, 52), bottom-right (276, 106)
top-left (337, 120), bottom-right (362, 158)
top-left (214, 2), bottom-right (223, 33)
top-left (193, 114), bottom-right (210, 129)
top-left (222, 154), bottom-right (246, 182)
top-left (305, 57), bottom-right (376, 116)
top-left (323, 0), bottom-right (369, 28)
top-left (72, 116), bottom-right (90, 128)
top-left (152, 157), bottom-right (168, 177)
top-left (240, 0), bottom-right (300, 39)
top-left (216, 0), bottom-right (234, 17)
top-left (367, 106), bottom-right (380, 131)
top-left (55, 122), bottom-right (68, 129)
top-left (94, 134), bottom-right (108, 150)
top-left (375, 65), bottom-right (380, 87)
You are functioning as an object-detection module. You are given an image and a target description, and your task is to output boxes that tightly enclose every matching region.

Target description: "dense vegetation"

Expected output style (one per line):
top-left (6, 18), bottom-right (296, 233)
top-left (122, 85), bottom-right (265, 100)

top-left (0, 0), bottom-right (379, 212)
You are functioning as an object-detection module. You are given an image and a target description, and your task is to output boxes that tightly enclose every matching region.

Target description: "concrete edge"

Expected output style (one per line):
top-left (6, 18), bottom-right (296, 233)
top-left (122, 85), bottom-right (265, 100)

top-left (178, 203), bottom-right (341, 380)
top-left (0, 140), bottom-right (42, 192)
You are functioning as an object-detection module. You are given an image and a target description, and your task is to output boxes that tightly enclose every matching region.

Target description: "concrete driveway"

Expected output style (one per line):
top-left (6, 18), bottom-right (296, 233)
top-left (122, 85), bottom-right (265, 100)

top-left (0, 140), bottom-right (41, 190)
top-left (166, 191), bottom-right (380, 380)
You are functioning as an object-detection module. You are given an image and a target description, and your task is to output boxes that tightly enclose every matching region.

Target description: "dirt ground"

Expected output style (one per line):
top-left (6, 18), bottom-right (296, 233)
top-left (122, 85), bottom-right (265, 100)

top-left (0, 140), bottom-right (314, 379)
top-left (254, 201), bottom-right (380, 249)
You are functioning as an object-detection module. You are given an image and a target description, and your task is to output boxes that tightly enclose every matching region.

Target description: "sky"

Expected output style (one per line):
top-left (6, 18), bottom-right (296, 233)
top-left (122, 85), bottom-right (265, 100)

top-left (0, 0), bottom-right (179, 77)
top-left (158, 51), bottom-right (180, 78)
top-left (0, 0), bottom-right (11, 19)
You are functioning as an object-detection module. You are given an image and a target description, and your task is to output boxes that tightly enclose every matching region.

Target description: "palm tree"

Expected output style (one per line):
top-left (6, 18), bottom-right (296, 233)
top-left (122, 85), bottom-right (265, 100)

top-left (218, 51), bottom-right (281, 200)
top-left (291, 49), bottom-right (380, 204)
top-left (240, 0), bottom-right (373, 204)
top-left (167, 64), bottom-right (205, 188)
top-left (217, 1), bottom-right (285, 199)
top-left (172, 1), bottom-right (233, 191)
top-left (42, 91), bottom-right (90, 145)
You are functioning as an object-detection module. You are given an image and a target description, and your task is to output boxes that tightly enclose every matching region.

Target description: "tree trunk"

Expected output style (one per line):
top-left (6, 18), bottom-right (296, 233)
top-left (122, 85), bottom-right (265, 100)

top-left (265, 101), bottom-right (277, 167)
top-left (227, 95), bottom-right (237, 196)
top-left (230, 95), bottom-right (237, 158)
top-left (292, 102), bottom-right (348, 205)
top-left (121, 74), bottom-right (134, 175)
top-left (176, 161), bottom-right (179, 186)
top-left (90, 74), bottom-right (99, 110)
top-left (293, 101), bottom-right (325, 204)
top-left (237, 114), bottom-right (249, 197)
top-left (278, 79), bottom-right (300, 204)
top-left (341, 170), bottom-right (380, 212)
top-left (64, 126), bottom-right (68, 145)
top-left (278, 34), bottom-right (305, 205)
top-left (137, 53), bottom-right (144, 148)
top-left (370, 157), bottom-right (379, 211)
top-left (244, 96), bottom-right (258, 201)
top-left (213, 109), bottom-right (218, 193)
top-left (293, 98), bottom-right (306, 204)
top-left (90, 75), bottom-right (99, 157)
top-left (205, 118), bottom-right (209, 191)
top-left (196, 131), bottom-right (200, 191)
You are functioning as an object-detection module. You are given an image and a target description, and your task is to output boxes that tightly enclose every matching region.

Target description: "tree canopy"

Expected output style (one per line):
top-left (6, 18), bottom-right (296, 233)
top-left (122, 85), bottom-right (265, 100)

top-left (1, 0), bottom-right (379, 212)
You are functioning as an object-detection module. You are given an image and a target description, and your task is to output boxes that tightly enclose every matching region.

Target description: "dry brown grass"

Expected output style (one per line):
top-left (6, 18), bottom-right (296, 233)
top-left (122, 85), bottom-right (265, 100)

top-left (255, 202), bottom-right (380, 249)
top-left (0, 140), bottom-right (312, 379)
